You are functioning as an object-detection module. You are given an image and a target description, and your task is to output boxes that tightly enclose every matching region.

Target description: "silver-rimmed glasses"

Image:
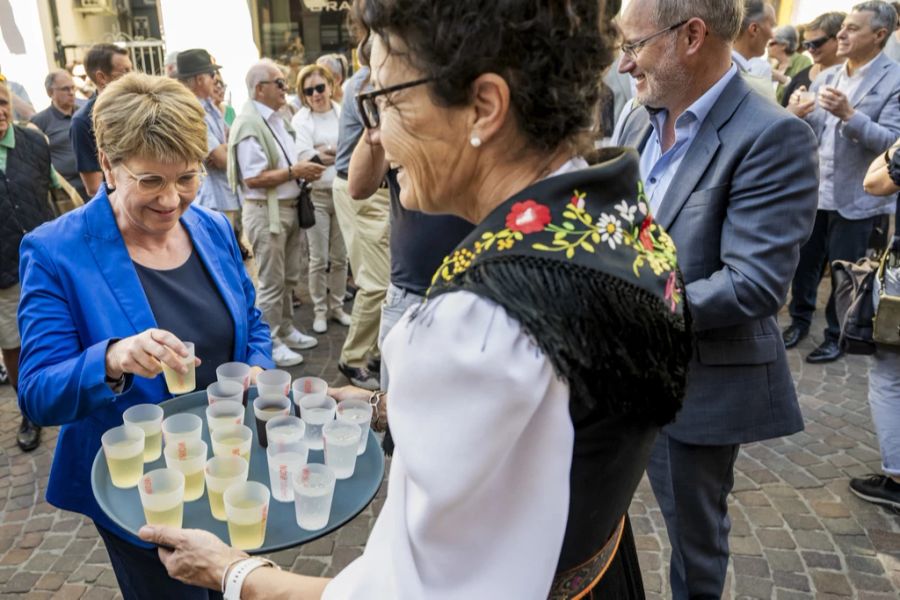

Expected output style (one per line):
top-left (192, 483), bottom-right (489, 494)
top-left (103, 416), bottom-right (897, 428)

top-left (620, 20), bottom-right (689, 59)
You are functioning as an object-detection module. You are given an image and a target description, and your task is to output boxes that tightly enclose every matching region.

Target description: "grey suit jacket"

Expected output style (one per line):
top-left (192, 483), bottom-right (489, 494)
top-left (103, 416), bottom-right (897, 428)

top-left (614, 74), bottom-right (819, 446)
top-left (806, 52), bottom-right (900, 219)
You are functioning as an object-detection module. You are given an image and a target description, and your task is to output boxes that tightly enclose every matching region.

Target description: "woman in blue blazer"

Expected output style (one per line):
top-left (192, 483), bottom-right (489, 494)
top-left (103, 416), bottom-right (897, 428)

top-left (16, 73), bottom-right (273, 600)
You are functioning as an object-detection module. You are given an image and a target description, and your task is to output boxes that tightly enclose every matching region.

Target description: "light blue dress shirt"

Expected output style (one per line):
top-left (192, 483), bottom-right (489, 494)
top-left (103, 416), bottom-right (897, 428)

top-left (639, 65), bottom-right (738, 214)
top-left (196, 98), bottom-right (241, 212)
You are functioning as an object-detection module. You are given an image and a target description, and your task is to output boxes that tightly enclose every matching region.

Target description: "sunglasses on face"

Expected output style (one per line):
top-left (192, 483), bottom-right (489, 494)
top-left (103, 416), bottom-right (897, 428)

top-left (802, 35), bottom-right (834, 51)
top-left (259, 78), bottom-right (287, 90)
top-left (303, 83), bottom-right (327, 96)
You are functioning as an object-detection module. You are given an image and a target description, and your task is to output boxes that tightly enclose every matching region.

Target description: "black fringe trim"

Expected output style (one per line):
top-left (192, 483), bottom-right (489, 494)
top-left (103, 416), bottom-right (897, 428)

top-left (425, 255), bottom-right (691, 425)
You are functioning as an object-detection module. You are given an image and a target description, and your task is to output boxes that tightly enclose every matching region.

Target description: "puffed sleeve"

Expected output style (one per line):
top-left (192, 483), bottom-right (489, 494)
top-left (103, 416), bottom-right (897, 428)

top-left (324, 291), bottom-right (574, 599)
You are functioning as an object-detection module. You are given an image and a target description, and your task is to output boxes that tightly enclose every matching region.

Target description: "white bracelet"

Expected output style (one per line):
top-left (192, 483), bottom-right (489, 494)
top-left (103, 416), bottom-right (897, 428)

top-left (223, 557), bottom-right (278, 600)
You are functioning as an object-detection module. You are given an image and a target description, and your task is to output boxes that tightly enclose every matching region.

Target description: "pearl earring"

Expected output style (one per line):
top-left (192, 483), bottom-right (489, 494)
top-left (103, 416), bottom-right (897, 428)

top-left (470, 135), bottom-right (482, 148)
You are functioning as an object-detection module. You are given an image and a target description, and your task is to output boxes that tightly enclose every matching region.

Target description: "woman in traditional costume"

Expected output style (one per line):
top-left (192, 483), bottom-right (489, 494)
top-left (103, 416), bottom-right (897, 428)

top-left (140, 1), bottom-right (691, 597)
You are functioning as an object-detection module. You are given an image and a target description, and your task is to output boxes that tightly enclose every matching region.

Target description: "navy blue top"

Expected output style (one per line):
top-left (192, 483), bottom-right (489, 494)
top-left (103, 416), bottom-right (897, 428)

top-left (387, 170), bottom-right (474, 294)
top-left (70, 94), bottom-right (100, 173)
top-left (134, 250), bottom-right (235, 389)
top-left (335, 67), bottom-right (369, 175)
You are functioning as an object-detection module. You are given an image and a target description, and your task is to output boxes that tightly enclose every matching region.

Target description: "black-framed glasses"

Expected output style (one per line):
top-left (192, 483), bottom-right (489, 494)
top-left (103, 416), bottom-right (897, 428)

top-left (802, 35), bottom-right (834, 51)
top-left (303, 83), bottom-right (327, 96)
top-left (620, 19), bottom-right (689, 59)
top-left (259, 78), bottom-right (287, 90)
top-left (356, 77), bottom-right (433, 129)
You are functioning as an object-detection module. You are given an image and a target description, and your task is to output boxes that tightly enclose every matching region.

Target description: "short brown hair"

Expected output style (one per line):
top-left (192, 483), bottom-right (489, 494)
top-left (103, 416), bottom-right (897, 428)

top-left (93, 72), bottom-right (207, 165)
top-left (84, 43), bottom-right (129, 85)
top-left (296, 65), bottom-right (335, 109)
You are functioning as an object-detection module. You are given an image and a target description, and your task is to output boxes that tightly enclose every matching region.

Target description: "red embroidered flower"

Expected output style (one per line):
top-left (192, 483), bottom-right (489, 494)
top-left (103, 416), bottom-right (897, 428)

top-left (506, 200), bottom-right (552, 234)
top-left (638, 215), bottom-right (655, 251)
top-left (665, 271), bottom-right (681, 313)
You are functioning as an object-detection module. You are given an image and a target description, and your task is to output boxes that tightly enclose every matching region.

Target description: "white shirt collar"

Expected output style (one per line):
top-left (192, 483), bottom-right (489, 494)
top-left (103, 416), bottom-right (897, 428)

top-left (252, 100), bottom-right (277, 122)
top-left (731, 49), bottom-right (752, 72)
top-left (841, 53), bottom-right (879, 79)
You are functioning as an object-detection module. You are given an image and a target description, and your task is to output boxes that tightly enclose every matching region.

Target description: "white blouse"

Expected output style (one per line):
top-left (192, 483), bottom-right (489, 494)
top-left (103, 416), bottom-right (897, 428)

top-left (291, 102), bottom-right (341, 189)
top-left (324, 291), bottom-right (574, 599)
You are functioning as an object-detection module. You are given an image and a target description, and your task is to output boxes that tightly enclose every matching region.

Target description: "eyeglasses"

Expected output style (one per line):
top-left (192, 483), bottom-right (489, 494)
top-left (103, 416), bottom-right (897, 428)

top-left (303, 83), bottom-right (327, 96)
top-left (802, 35), bottom-right (834, 51)
top-left (620, 20), bottom-right (689, 59)
top-left (357, 77), bottom-right (433, 129)
top-left (117, 162), bottom-right (206, 195)
top-left (259, 78), bottom-right (287, 90)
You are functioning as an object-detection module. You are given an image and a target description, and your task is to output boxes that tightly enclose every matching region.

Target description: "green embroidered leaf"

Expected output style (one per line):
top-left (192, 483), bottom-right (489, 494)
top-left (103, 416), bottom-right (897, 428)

top-left (566, 247), bottom-right (575, 259)
top-left (496, 230), bottom-right (510, 239)
top-left (583, 213), bottom-right (593, 225)
top-left (553, 239), bottom-right (568, 246)
top-left (482, 232), bottom-right (494, 240)
top-left (532, 243), bottom-right (553, 251)
top-left (563, 222), bottom-right (575, 231)
top-left (581, 242), bottom-right (595, 252)
top-left (513, 231), bottom-right (524, 241)
top-left (563, 211), bottom-right (577, 220)
top-left (591, 232), bottom-right (601, 244)
top-left (554, 231), bottom-right (567, 241)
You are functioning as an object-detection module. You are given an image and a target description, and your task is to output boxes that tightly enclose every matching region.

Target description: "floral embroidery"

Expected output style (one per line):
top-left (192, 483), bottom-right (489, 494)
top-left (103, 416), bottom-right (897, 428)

top-left (506, 200), bottom-right (552, 234)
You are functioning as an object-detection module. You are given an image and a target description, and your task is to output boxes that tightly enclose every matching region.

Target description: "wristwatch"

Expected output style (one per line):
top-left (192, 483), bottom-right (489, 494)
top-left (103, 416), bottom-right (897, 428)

top-left (223, 557), bottom-right (279, 600)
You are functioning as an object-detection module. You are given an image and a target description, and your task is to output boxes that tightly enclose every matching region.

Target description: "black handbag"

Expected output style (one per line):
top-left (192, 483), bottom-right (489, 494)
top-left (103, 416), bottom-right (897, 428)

top-left (260, 118), bottom-right (316, 229)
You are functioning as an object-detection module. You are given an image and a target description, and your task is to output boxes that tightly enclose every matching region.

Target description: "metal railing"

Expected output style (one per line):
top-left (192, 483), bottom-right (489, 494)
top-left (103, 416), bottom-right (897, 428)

top-left (61, 34), bottom-right (166, 76)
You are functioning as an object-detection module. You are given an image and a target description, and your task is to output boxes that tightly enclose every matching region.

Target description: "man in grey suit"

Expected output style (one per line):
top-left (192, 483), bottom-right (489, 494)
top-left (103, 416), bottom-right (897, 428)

top-left (784, 1), bottom-right (900, 363)
top-left (614, 0), bottom-right (819, 597)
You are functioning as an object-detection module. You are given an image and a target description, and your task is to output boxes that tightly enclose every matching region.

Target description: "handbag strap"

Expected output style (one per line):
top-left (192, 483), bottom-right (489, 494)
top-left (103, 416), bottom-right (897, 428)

top-left (259, 115), bottom-right (304, 185)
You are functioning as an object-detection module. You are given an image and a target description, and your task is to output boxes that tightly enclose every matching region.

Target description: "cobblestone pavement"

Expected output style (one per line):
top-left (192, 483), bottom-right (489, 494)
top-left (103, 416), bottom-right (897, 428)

top-left (1, 290), bottom-right (899, 598)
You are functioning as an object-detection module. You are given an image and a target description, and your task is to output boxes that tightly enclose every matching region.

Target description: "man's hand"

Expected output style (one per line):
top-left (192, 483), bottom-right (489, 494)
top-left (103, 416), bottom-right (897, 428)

top-left (290, 160), bottom-right (327, 181)
top-left (787, 87), bottom-right (816, 119)
top-left (105, 329), bottom-right (199, 380)
top-left (139, 525), bottom-right (247, 591)
top-left (818, 86), bottom-right (855, 121)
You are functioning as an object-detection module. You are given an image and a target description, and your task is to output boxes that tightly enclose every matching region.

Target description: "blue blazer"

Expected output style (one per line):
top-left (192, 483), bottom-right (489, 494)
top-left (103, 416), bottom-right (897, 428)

top-left (17, 187), bottom-right (273, 544)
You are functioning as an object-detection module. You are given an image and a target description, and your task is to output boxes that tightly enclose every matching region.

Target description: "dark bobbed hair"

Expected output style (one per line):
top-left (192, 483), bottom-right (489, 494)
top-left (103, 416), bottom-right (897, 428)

top-left (363, 0), bottom-right (617, 153)
top-left (806, 11), bottom-right (847, 37)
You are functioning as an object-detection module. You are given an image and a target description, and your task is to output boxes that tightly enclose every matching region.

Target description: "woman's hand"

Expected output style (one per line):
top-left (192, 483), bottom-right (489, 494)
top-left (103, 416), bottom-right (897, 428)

top-left (329, 385), bottom-right (389, 432)
top-left (249, 365), bottom-right (264, 386)
top-left (327, 384), bottom-right (372, 403)
top-left (105, 329), bottom-right (200, 380)
top-left (139, 525), bottom-right (246, 591)
top-left (291, 160), bottom-right (327, 182)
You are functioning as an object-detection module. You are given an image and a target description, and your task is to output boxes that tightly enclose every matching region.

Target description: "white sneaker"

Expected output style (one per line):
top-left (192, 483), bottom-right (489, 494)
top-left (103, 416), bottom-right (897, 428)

top-left (281, 326), bottom-right (318, 350)
top-left (313, 318), bottom-right (328, 334)
top-left (272, 340), bottom-right (303, 367)
top-left (329, 309), bottom-right (353, 327)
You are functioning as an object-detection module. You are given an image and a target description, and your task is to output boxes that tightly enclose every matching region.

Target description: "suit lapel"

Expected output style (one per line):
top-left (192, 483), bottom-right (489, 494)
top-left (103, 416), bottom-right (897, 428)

top-left (850, 54), bottom-right (890, 107)
top-left (84, 191), bottom-right (157, 335)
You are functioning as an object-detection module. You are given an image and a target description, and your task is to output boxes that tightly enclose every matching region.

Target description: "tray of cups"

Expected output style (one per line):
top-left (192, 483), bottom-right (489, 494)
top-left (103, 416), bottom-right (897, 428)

top-left (91, 373), bottom-right (384, 554)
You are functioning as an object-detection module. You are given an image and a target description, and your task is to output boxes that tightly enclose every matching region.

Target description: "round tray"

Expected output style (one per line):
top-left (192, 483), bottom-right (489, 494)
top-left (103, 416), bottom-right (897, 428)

top-left (91, 388), bottom-right (384, 554)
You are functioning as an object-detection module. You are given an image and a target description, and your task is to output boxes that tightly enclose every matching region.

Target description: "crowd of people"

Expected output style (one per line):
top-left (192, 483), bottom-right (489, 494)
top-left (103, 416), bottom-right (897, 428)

top-left (2, 0), bottom-right (900, 598)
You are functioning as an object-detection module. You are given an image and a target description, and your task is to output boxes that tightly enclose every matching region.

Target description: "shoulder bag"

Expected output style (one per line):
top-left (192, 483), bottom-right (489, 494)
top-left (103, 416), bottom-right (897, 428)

top-left (259, 118), bottom-right (315, 229)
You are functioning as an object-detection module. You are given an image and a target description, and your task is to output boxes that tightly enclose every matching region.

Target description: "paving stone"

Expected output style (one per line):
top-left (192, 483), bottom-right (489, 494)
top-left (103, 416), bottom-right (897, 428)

top-left (745, 507), bottom-right (785, 528)
top-left (773, 570), bottom-right (812, 592)
top-left (764, 549), bottom-right (805, 573)
top-left (794, 530), bottom-right (835, 551)
top-left (850, 570), bottom-right (895, 593)
top-left (845, 554), bottom-right (885, 575)
top-left (801, 551), bottom-right (842, 570)
top-left (811, 571), bottom-right (853, 596)
top-left (4, 571), bottom-right (41, 593)
top-left (34, 572), bottom-right (67, 591)
top-left (758, 528), bottom-right (797, 550)
top-left (734, 555), bottom-right (770, 578)
top-left (734, 575), bottom-right (774, 599)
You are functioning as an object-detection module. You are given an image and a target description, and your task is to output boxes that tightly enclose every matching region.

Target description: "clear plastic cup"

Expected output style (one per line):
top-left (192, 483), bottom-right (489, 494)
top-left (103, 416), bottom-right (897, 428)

top-left (138, 468), bottom-right (185, 527)
top-left (323, 420), bottom-right (361, 479)
top-left (798, 90), bottom-right (817, 105)
top-left (206, 400), bottom-right (245, 434)
top-left (206, 380), bottom-right (244, 405)
top-left (205, 455), bottom-right (249, 521)
top-left (211, 424), bottom-right (253, 463)
top-left (162, 413), bottom-right (203, 447)
top-left (293, 463), bottom-right (336, 531)
top-left (257, 369), bottom-right (292, 398)
top-left (101, 424), bottom-right (146, 488)
top-left (163, 439), bottom-right (208, 502)
top-left (291, 377), bottom-right (328, 415)
top-left (298, 394), bottom-right (336, 450)
top-left (266, 440), bottom-right (309, 502)
top-left (216, 362), bottom-right (251, 407)
top-left (266, 416), bottom-right (306, 447)
top-left (336, 399), bottom-right (372, 456)
top-left (122, 404), bottom-right (164, 463)
top-left (161, 342), bottom-right (196, 394)
top-left (224, 481), bottom-right (270, 550)
top-left (252, 395), bottom-right (291, 448)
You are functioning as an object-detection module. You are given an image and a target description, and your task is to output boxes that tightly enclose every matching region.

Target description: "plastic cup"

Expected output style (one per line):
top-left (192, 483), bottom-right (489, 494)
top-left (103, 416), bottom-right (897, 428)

top-left (291, 377), bottom-right (328, 415)
top-left (257, 369), bottom-right (292, 398)
top-left (252, 395), bottom-right (291, 448)
top-left (138, 468), bottom-right (185, 527)
top-left (211, 424), bottom-right (253, 463)
top-left (298, 394), bottom-right (336, 450)
top-left (206, 380), bottom-right (244, 405)
top-left (101, 424), bottom-right (145, 488)
top-left (122, 404), bottom-right (164, 462)
top-left (266, 416), bottom-right (305, 447)
top-left (161, 342), bottom-right (196, 394)
top-left (336, 399), bottom-right (372, 456)
top-left (266, 440), bottom-right (309, 502)
top-left (216, 362), bottom-right (252, 406)
top-left (798, 90), bottom-right (816, 105)
top-left (205, 455), bottom-right (249, 521)
top-left (163, 439), bottom-right (208, 502)
top-left (206, 400), bottom-right (245, 434)
top-left (293, 463), bottom-right (336, 530)
top-left (224, 481), bottom-right (270, 550)
top-left (323, 420), bottom-right (361, 479)
top-left (162, 413), bottom-right (203, 447)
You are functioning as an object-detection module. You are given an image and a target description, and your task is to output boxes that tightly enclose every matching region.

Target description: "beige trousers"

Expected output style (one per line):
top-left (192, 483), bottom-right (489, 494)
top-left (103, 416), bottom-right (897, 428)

top-left (331, 177), bottom-right (391, 366)
top-left (308, 186), bottom-right (348, 318)
top-left (242, 200), bottom-right (302, 339)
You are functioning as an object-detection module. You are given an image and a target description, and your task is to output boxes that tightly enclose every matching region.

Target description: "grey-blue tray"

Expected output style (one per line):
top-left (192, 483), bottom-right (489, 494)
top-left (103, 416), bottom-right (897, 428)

top-left (91, 387), bottom-right (384, 554)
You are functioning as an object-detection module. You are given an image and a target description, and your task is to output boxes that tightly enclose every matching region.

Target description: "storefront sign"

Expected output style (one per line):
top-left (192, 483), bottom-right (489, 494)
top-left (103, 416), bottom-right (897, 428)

top-left (302, 0), bottom-right (352, 11)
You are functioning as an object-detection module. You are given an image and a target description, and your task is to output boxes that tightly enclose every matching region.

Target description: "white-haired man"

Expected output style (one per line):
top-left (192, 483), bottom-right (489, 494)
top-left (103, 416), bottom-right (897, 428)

top-left (227, 59), bottom-right (326, 367)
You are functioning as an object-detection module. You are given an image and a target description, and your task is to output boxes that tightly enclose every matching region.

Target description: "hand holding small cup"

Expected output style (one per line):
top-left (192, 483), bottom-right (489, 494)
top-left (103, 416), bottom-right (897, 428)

top-left (105, 329), bottom-right (200, 380)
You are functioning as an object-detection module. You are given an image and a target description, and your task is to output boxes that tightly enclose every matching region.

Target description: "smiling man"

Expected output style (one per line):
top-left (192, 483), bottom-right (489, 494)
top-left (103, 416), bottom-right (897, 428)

top-left (613, 0), bottom-right (818, 597)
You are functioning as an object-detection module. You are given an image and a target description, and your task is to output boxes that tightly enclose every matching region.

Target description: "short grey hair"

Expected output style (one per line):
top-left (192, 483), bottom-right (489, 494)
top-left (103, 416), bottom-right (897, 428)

top-left (653, 0), bottom-right (744, 43)
top-left (741, 0), bottom-right (770, 32)
top-left (44, 69), bottom-right (69, 93)
top-left (316, 54), bottom-right (347, 82)
top-left (773, 25), bottom-right (800, 53)
top-left (245, 59), bottom-right (280, 98)
top-left (853, 1), bottom-right (899, 47)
